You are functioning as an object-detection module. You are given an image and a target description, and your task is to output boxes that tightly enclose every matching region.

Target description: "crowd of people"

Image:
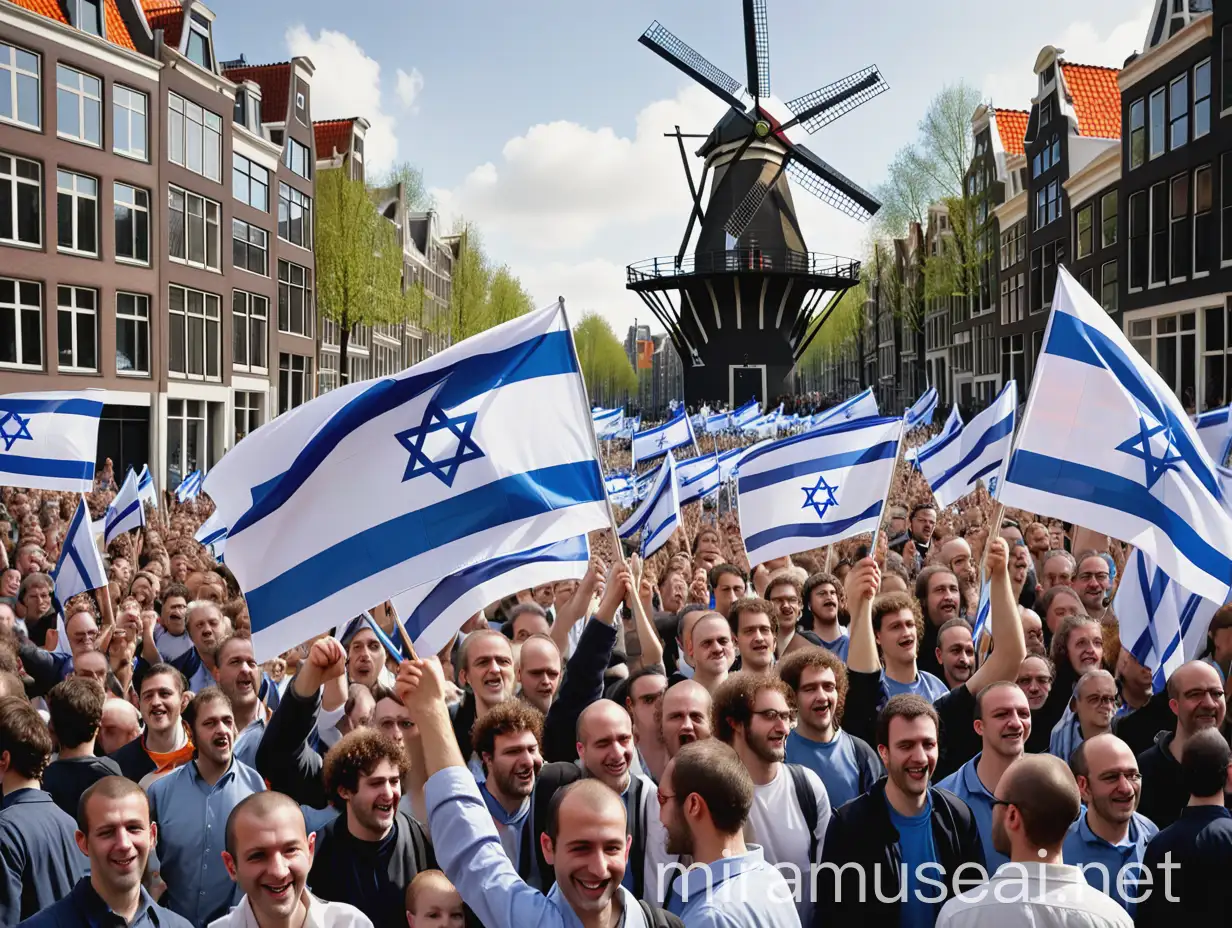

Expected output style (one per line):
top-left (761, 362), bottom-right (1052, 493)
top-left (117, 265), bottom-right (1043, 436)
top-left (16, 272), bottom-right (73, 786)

top-left (0, 421), bottom-right (1229, 928)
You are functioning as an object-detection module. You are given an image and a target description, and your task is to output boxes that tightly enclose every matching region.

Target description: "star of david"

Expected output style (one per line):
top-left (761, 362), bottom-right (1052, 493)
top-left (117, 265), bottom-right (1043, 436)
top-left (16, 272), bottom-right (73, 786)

top-left (802, 474), bottom-right (839, 520)
top-left (1115, 400), bottom-right (1185, 490)
top-left (656, 433), bottom-right (669, 449)
top-left (0, 411), bottom-right (33, 452)
top-left (394, 399), bottom-right (484, 487)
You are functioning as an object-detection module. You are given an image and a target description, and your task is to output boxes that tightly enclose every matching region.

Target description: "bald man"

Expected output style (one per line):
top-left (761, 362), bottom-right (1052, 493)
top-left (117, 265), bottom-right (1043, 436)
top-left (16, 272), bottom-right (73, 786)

top-left (658, 680), bottom-right (713, 760)
top-left (97, 697), bottom-right (141, 755)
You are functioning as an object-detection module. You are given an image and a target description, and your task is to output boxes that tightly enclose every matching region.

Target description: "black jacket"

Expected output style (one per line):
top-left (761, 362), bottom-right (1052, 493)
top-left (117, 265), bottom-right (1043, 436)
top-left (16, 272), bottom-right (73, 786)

top-left (109, 734), bottom-right (157, 783)
top-left (543, 617), bottom-right (618, 763)
top-left (816, 778), bottom-right (985, 928)
top-left (1112, 692), bottom-right (1173, 757)
top-left (1137, 730), bottom-right (1188, 829)
top-left (255, 678), bottom-right (329, 809)
top-left (1137, 805), bottom-right (1232, 927)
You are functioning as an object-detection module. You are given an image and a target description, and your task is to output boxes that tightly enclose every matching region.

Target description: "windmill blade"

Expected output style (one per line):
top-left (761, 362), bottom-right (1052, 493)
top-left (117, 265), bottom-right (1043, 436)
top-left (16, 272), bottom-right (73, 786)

top-left (724, 154), bottom-right (792, 241)
top-left (639, 21), bottom-right (747, 110)
top-left (783, 66), bottom-right (889, 134)
top-left (787, 144), bottom-right (881, 220)
top-left (741, 0), bottom-right (771, 100)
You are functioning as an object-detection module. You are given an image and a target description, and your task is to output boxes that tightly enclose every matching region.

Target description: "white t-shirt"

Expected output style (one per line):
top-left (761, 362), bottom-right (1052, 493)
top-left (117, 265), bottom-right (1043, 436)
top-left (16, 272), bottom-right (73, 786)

top-left (744, 764), bottom-right (832, 927)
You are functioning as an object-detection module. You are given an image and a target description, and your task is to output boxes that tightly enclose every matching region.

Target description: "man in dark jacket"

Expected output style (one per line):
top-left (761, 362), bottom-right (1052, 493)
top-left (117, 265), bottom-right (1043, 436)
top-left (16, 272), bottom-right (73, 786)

top-left (41, 677), bottom-right (121, 816)
top-left (817, 694), bottom-right (985, 928)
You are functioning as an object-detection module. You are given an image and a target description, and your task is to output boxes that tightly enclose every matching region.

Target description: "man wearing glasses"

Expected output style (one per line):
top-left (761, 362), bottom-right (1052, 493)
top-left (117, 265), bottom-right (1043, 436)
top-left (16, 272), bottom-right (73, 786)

top-left (712, 671), bottom-right (830, 928)
top-left (17, 609), bottom-right (102, 696)
top-left (1072, 551), bottom-right (1115, 622)
top-left (1063, 733), bottom-right (1157, 916)
top-left (1049, 669), bottom-right (1119, 762)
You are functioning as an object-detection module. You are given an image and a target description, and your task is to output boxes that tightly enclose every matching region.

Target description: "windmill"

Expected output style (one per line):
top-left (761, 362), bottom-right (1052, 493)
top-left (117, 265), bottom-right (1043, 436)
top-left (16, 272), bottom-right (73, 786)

top-left (627, 0), bottom-right (889, 407)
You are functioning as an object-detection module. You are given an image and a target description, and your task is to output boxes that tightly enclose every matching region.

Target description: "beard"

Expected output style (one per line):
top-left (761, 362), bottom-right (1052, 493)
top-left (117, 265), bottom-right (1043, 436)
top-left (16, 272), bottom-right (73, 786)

top-left (664, 815), bottom-right (694, 856)
top-left (493, 763), bottom-right (534, 801)
top-left (749, 736), bottom-right (785, 764)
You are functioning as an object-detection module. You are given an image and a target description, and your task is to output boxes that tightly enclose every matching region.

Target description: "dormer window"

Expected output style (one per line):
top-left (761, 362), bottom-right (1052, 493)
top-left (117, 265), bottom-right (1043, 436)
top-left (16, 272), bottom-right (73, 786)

top-left (233, 89), bottom-right (262, 133)
top-left (234, 92), bottom-right (246, 130)
top-left (352, 135), bottom-right (363, 161)
top-left (70, 0), bottom-right (103, 37)
top-left (186, 12), bottom-right (213, 70)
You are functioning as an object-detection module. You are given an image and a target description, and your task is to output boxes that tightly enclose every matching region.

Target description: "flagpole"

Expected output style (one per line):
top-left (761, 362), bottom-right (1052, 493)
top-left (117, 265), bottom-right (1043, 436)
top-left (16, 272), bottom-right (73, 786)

top-left (868, 418), bottom-right (906, 562)
top-left (387, 599), bottom-right (418, 661)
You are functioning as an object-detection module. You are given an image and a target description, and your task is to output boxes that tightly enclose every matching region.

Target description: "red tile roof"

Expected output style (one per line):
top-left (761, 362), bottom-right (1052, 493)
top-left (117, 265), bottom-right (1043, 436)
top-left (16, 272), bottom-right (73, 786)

top-left (993, 109), bottom-right (1030, 156)
top-left (222, 62), bottom-right (292, 122)
top-left (9, 0), bottom-right (138, 51)
top-left (314, 118), bottom-right (354, 159)
top-left (140, 0), bottom-right (183, 49)
top-left (1060, 63), bottom-right (1122, 139)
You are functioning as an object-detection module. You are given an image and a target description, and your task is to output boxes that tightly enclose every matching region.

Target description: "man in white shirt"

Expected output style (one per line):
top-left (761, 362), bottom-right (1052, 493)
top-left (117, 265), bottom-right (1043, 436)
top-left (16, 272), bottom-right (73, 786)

top-left (935, 754), bottom-right (1132, 928)
top-left (214, 791), bottom-right (372, 927)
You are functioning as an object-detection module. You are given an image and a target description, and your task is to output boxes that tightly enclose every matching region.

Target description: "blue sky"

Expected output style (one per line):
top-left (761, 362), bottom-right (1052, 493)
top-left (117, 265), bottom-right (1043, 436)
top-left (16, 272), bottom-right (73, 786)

top-left (207, 0), bottom-right (1153, 334)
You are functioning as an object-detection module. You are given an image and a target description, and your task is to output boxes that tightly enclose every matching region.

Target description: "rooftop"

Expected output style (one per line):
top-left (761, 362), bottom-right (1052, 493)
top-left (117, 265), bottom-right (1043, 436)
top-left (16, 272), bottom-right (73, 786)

top-left (10, 0), bottom-right (138, 51)
top-left (140, 0), bottom-right (183, 49)
top-left (314, 118), bottom-right (355, 160)
top-left (993, 109), bottom-right (1030, 156)
top-left (222, 60), bottom-right (292, 120)
top-left (1060, 62), bottom-right (1122, 139)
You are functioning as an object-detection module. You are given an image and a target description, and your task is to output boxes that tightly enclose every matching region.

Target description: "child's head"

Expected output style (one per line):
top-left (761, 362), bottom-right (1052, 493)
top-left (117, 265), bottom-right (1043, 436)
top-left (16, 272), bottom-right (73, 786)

top-left (406, 869), bottom-right (464, 928)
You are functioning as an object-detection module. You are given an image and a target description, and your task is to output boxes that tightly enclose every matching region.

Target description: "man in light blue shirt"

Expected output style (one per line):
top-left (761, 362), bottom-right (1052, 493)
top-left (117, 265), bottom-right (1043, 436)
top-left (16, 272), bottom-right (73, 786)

top-left (937, 681), bottom-right (1032, 874)
top-left (660, 740), bottom-right (801, 927)
top-left (801, 572), bottom-right (850, 662)
top-left (1063, 733), bottom-right (1158, 916)
top-left (211, 636), bottom-right (265, 768)
top-left (874, 593), bottom-right (949, 701)
top-left (147, 688), bottom-right (265, 927)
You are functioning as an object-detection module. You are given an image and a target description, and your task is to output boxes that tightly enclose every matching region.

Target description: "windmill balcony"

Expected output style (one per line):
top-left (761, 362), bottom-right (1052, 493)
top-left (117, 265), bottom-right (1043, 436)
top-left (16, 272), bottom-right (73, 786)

top-left (626, 248), bottom-right (860, 290)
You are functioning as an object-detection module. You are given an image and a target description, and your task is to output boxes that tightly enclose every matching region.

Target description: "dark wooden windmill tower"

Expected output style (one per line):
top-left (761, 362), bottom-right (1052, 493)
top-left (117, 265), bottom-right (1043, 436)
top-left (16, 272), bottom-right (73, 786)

top-left (627, 0), bottom-right (888, 407)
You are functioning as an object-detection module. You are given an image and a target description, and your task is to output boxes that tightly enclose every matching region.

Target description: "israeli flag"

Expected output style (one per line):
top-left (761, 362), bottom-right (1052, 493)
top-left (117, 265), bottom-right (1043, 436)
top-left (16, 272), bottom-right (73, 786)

top-left (593, 406), bottom-right (622, 428)
top-left (705, 410), bottom-right (730, 434)
top-left (809, 387), bottom-right (879, 431)
top-left (678, 453), bottom-right (721, 505)
top-left (51, 495), bottom-right (107, 600)
top-left (0, 390), bottom-right (103, 491)
top-left (743, 404), bottom-right (783, 436)
top-left (1002, 267), bottom-right (1232, 602)
top-left (917, 380), bottom-right (1017, 509)
top-left (175, 470), bottom-right (203, 502)
top-left (717, 440), bottom-right (772, 482)
top-left (392, 534), bottom-right (591, 658)
top-left (1192, 405), bottom-right (1232, 468)
top-left (618, 451), bottom-right (681, 557)
top-left (905, 386), bottom-right (939, 430)
top-left (104, 468), bottom-right (146, 546)
top-left (195, 510), bottom-right (228, 560)
top-left (615, 415), bottom-right (640, 440)
top-left (632, 409), bottom-right (697, 465)
top-left (908, 405), bottom-right (963, 466)
top-left (738, 415), bottom-right (904, 565)
top-left (137, 464), bottom-right (158, 509)
top-left (972, 579), bottom-right (991, 646)
top-left (730, 398), bottom-right (761, 429)
top-left (204, 302), bottom-right (609, 658)
top-left (596, 409), bottom-right (625, 439)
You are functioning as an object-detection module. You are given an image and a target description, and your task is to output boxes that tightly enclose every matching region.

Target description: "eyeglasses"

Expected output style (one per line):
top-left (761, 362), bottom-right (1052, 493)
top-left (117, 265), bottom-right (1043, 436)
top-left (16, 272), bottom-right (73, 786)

top-left (1083, 694), bottom-right (1119, 707)
top-left (752, 708), bottom-right (798, 725)
top-left (1077, 572), bottom-right (1110, 584)
top-left (656, 791), bottom-right (677, 807)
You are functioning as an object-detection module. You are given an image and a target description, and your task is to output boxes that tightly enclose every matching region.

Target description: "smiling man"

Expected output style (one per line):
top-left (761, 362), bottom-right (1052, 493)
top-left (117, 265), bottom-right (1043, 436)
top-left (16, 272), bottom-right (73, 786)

top-left (110, 663), bottom-right (195, 784)
top-left (684, 613), bottom-right (736, 694)
top-left (213, 636), bottom-right (265, 768)
top-left (935, 618), bottom-right (976, 691)
top-left (874, 592), bottom-right (949, 701)
top-left (728, 599), bottom-right (777, 674)
top-left (471, 700), bottom-right (544, 881)
top-left (516, 634), bottom-right (562, 714)
top-left (217, 791), bottom-right (373, 927)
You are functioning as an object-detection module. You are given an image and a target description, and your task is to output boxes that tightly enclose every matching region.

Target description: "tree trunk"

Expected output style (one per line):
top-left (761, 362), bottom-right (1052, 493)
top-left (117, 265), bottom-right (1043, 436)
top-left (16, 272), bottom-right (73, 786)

top-left (339, 316), bottom-right (350, 387)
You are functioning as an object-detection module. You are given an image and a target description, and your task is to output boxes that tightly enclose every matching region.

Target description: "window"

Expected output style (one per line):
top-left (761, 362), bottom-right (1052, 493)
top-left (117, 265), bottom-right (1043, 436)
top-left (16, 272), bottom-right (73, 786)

top-left (232, 154), bottom-right (269, 211)
top-left (185, 12), bottom-right (213, 70)
top-left (1194, 59), bottom-right (1211, 139)
top-left (1048, 180), bottom-right (1061, 225)
top-left (1224, 154), bottom-right (1232, 266)
top-left (1151, 181), bottom-right (1169, 286)
top-left (1130, 191), bottom-right (1149, 290)
top-left (1129, 98), bottom-right (1145, 169)
top-left (0, 42), bottom-right (40, 130)
top-left (1030, 248), bottom-right (1042, 313)
top-left (71, 0), bottom-right (102, 35)
top-left (278, 183), bottom-right (311, 247)
top-left (1101, 191), bottom-right (1118, 248)
top-left (57, 285), bottom-right (96, 371)
top-left (283, 138), bottom-right (311, 180)
top-left (113, 183), bottom-right (149, 264)
top-left (278, 260), bottom-right (312, 336)
top-left (56, 65), bottom-right (101, 145)
top-left (1129, 312), bottom-right (1197, 411)
top-left (1079, 268), bottom-right (1095, 295)
top-left (168, 186), bottom-right (220, 270)
top-left (1150, 88), bottom-right (1166, 159)
top-left (168, 93), bottom-right (222, 182)
top-left (280, 353), bottom-right (311, 413)
top-left (1100, 261), bottom-right (1118, 313)
top-left (1035, 187), bottom-right (1047, 229)
top-left (166, 398), bottom-right (206, 489)
top-left (1170, 74), bottom-right (1190, 150)
top-left (0, 277), bottom-right (41, 368)
top-left (1172, 173), bottom-right (1191, 282)
top-left (232, 219), bottom-right (268, 275)
top-left (113, 86), bottom-right (147, 160)
top-left (168, 284), bottom-right (221, 379)
top-left (294, 81), bottom-right (307, 124)
top-left (1042, 241), bottom-right (1063, 309)
top-left (0, 154), bottom-right (40, 246)
top-left (1040, 97), bottom-right (1053, 127)
top-left (232, 290), bottom-right (268, 372)
top-left (234, 391), bottom-right (263, 443)
top-left (57, 170), bottom-right (98, 255)
top-left (1195, 165), bottom-right (1213, 277)
top-left (1076, 204), bottom-right (1093, 259)
top-left (115, 292), bottom-right (148, 375)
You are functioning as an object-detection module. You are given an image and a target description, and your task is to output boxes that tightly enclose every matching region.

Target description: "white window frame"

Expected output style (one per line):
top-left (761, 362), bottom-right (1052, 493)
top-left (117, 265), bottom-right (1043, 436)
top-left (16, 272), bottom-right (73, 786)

top-left (1099, 261), bottom-right (1118, 314)
top-left (234, 390), bottom-right (264, 442)
top-left (1170, 172), bottom-right (1191, 286)
top-left (168, 185), bottom-right (221, 271)
top-left (113, 85), bottom-right (147, 161)
top-left (1129, 97), bottom-right (1145, 170)
top-left (113, 182), bottom-right (149, 266)
top-left (1101, 191), bottom-right (1118, 249)
top-left (231, 218), bottom-right (269, 277)
top-left (283, 137), bottom-right (311, 180)
top-left (232, 153), bottom-right (269, 211)
top-left (168, 284), bottom-right (221, 381)
top-left (1194, 58), bottom-right (1212, 140)
top-left (1149, 88), bottom-right (1166, 160)
top-left (71, 0), bottom-right (103, 36)
top-left (56, 169), bottom-right (98, 256)
top-left (1149, 181), bottom-right (1169, 290)
top-left (115, 291), bottom-right (149, 377)
top-left (232, 289), bottom-right (269, 374)
top-left (0, 277), bottom-right (41, 370)
top-left (56, 285), bottom-right (97, 372)
top-left (168, 92), bottom-right (222, 183)
top-left (279, 352), bottom-right (312, 414)
top-left (277, 182), bottom-right (312, 249)
top-left (0, 42), bottom-right (40, 131)
top-left (55, 64), bottom-right (101, 147)
top-left (1170, 73), bottom-right (1190, 151)
top-left (0, 153), bottom-right (41, 248)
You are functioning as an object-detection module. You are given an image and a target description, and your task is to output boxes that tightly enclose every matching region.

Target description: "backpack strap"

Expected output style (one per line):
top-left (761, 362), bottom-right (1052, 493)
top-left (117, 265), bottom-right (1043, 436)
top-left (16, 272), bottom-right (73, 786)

top-left (628, 774), bottom-right (647, 900)
top-left (787, 763), bottom-right (819, 864)
top-left (638, 899), bottom-right (685, 928)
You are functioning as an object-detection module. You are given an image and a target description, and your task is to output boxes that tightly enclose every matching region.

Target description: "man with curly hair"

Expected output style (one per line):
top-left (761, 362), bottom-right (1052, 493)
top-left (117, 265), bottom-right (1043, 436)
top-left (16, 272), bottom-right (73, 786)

top-left (471, 699), bottom-right (544, 880)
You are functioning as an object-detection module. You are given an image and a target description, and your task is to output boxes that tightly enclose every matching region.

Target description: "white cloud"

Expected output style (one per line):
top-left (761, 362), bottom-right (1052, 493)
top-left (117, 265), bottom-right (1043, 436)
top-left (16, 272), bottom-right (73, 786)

top-left (285, 25), bottom-right (399, 171)
top-left (396, 67), bottom-right (424, 110)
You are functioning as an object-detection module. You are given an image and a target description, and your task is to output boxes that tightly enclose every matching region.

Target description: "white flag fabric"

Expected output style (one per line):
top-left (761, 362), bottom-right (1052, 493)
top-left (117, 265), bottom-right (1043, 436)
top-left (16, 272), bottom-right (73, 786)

top-left (104, 468), bottom-right (146, 546)
top-left (618, 451), bottom-right (681, 557)
top-left (718, 440), bottom-right (772, 482)
top-left (0, 390), bottom-right (103, 491)
top-left (730, 398), bottom-right (761, 429)
top-left (51, 495), bottom-right (106, 601)
top-left (1002, 268), bottom-right (1232, 602)
top-left (204, 302), bottom-right (609, 659)
top-left (137, 464), bottom-right (158, 509)
top-left (908, 405), bottom-right (963, 466)
top-left (631, 410), bottom-right (696, 465)
top-left (705, 410), bottom-right (731, 433)
top-left (678, 453), bottom-right (720, 505)
top-left (615, 415), bottom-right (640, 440)
top-left (738, 415), bottom-right (904, 565)
top-left (905, 386), bottom-right (939, 430)
top-left (596, 409), bottom-right (625, 439)
top-left (195, 510), bottom-right (228, 560)
top-left (392, 534), bottom-right (591, 658)
top-left (175, 469), bottom-right (203, 502)
top-left (809, 387), bottom-right (879, 430)
top-left (916, 380), bottom-right (1017, 508)
top-left (1192, 404), bottom-right (1232, 468)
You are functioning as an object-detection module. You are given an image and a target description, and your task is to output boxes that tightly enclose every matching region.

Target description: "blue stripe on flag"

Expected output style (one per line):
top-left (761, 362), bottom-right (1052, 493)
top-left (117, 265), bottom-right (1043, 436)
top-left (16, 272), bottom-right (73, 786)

top-left (0, 455), bottom-right (95, 480)
top-left (105, 500), bottom-right (141, 537)
top-left (741, 414), bottom-right (902, 470)
top-left (743, 500), bottom-right (883, 552)
top-left (738, 441), bottom-right (899, 493)
top-left (0, 397), bottom-right (104, 416)
top-left (245, 460), bottom-right (604, 630)
top-left (928, 412), bottom-right (1015, 493)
